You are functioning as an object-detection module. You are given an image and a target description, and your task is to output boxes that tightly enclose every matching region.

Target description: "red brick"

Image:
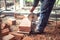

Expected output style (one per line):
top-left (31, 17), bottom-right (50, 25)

top-left (14, 14), bottom-right (25, 19)
top-left (19, 27), bottom-right (31, 32)
top-left (1, 23), bottom-right (6, 29)
top-left (3, 34), bottom-right (15, 40)
top-left (2, 28), bottom-right (9, 36)
top-left (1, 23), bottom-right (10, 36)
top-left (10, 32), bottom-right (24, 40)
top-left (19, 18), bottom-right (31, 33)
top-left (10, 32), bottom-right (24, 37)
top-left (7, 18), bottom-right (16, 26)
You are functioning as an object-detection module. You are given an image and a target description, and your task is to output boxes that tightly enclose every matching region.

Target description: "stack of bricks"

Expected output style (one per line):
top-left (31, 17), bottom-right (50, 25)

top-left (1, 23), bottom-right (10, 36)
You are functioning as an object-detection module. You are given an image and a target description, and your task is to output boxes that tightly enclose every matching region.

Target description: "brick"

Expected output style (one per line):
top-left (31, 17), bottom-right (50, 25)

top-left (10, 32), bottom-right (24, 40)
top-left (7, 18), bottom-right (16, 26)
top-left (19, 18), bottom-right (31, 33)
top-left (10, 32), bottom-right (24, 37)
top-left (1, 23), bottom-right (11, 36)
top-left (3, 34), bottom-right (14, 40)
top-left (14, 14), bottom-right (25, 19)
top-left (10, 25), bottom-right (19, 32)
top-left (2, 28), bottom-right (10, 36)
top-left (1, 23), bottom-right (6, 29)
top-left (2, 28), bottom-right (9, 33)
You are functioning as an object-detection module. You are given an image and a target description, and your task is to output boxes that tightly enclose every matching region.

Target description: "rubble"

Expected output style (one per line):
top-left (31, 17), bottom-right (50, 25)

top-left (1, 16), bottom-right (60, 40)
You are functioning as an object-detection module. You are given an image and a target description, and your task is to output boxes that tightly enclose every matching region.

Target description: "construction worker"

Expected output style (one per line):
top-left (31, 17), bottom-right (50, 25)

top-left (30, 0), bottom-right (56, 34)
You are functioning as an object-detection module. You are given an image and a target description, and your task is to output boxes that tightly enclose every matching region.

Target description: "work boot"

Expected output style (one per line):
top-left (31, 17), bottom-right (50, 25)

top-left (30, 28), bottom-right (43, 34)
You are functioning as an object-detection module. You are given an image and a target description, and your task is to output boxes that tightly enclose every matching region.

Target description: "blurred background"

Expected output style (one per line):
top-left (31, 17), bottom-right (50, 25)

top-left (0, 0), bottom-right (60, 20)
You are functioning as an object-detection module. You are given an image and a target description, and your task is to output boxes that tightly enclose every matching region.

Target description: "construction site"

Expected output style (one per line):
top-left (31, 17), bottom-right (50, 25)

top-left (0, 0), bottom-right (60, 40)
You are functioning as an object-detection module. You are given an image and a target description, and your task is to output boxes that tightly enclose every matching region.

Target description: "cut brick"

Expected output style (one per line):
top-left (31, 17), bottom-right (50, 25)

top-left (1, 23), bottom-right (6, 29)
top-left (19, 18), bottom-right (31, 33)
top-left (10, 32), bottom-right (24, 40)
top-left (2, 28), bottom-right (10, 36)
top-left (7, 18), bottom-right (16, 26)
top-left (1, 23), bottom-right (11, 36)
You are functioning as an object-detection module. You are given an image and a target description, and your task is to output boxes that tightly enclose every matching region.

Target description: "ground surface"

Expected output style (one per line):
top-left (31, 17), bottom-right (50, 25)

top-left (1, 16), bottom-right (60, 40)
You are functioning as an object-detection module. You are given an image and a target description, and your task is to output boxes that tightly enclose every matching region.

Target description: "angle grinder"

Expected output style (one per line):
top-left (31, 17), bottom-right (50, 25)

top-left (28, 13), bottom-right (38, 22)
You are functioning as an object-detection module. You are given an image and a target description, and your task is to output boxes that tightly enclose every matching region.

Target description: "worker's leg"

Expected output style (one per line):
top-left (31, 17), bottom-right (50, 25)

top-left (36, 0), bottom-right (56, 32)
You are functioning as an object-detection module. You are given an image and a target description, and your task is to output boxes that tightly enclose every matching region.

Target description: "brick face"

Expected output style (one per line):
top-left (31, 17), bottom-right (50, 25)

top-left (14, 14), bottom-right (25, 19)
top-left (19, 27), bottom-right (31, 32)
top-left (10, 32), bottom-right (24, 40)
top-left (2, 28), bottom-right (9, 35)
top-left (1, 23), bottom-right (6, 29)
top-left (19, 18), bottom-right (32, 33)
top-left (7, 18), bottom-right (16, 26)
top-left (1, 23), bottom-right (11, 36)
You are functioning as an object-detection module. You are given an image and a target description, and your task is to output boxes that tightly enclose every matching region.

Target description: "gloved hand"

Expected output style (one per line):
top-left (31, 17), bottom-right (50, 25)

top-left (30, 7), bottom-right (36, 13)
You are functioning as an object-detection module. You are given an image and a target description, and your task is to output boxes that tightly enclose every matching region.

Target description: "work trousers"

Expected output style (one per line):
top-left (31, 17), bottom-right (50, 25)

top-left (36, 0), bottom-right (56, 31)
